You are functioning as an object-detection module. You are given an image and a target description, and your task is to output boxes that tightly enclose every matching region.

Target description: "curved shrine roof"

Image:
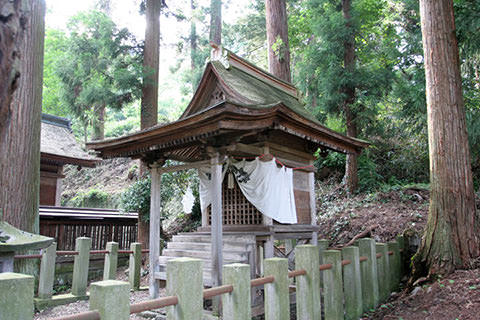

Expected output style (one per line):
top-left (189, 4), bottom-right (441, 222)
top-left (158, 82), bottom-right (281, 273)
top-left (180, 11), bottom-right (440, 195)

top-left (87, 48), bottom-right (368, 162)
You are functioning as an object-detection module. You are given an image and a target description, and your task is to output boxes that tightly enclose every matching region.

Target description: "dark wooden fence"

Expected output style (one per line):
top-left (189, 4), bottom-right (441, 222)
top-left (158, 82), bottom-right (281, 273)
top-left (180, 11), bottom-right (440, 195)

top-left (39, 206), bottom-right (138, 250)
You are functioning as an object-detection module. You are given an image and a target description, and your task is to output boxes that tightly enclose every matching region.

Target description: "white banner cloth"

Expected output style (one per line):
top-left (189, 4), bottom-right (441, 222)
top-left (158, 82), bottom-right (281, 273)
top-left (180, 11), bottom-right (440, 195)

top-left (198, 158), bottom-right (297, 224)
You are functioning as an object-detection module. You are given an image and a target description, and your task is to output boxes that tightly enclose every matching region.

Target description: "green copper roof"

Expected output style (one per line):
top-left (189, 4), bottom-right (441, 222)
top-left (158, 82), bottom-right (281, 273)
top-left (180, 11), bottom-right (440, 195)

top-left (210, 61), bottom-right (320, 123)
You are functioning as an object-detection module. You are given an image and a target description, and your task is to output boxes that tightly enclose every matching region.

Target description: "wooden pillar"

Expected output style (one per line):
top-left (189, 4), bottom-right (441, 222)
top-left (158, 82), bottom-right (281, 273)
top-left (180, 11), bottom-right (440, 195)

top-left (308, 166), bottom-right (318, 245)
top-left (149, 164), bottom-right (162, 298)
top-left (211, 154), bottom-right (223, 288)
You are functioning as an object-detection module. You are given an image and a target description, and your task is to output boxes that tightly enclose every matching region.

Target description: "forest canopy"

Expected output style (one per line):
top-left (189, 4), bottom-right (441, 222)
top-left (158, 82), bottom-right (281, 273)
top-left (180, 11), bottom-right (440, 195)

top-left (42, 0), bottom-right (480, 192)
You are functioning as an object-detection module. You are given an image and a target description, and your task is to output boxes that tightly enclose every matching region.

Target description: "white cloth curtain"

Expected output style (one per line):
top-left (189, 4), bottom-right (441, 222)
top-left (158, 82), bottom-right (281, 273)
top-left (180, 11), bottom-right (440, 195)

top-left (198, 157), bottom-right (297, 224)
top-left (198, 165), bottom-right (228, 213)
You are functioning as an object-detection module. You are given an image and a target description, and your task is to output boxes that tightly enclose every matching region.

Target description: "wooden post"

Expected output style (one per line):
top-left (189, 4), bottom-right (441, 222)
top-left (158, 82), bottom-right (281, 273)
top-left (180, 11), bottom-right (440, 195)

top-left (308, 168), bottom-right (318, 245)
top-left (211, 154), bottom-right (224, 289)
top-left (149, 164), bottom-right (162, 298)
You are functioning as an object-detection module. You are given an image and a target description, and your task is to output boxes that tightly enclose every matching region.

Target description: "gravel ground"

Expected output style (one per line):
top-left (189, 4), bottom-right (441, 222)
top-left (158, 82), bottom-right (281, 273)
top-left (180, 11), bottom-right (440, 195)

top-left (34, 267), bottom-right (166, 320)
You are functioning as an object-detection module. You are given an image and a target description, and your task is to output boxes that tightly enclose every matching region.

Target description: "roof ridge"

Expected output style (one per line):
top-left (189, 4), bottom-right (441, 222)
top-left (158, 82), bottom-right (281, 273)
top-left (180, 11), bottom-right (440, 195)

top-left (210, 45), bottom-right (299, 99)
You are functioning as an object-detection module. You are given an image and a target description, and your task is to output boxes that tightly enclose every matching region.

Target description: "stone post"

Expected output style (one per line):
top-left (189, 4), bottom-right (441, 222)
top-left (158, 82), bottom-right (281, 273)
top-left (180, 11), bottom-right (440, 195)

top-left (342, 246), bottom-right (363, 320)
top-left (166, 258), bottom-right (203, 320)
top-left (318, 239), bottom-right (329, 289)
top-left (358, 238), bottom-right (379, 310)
top-left (387, 241), bottom-right (401, 292)
top-left (396, 235), bottom-right (405, 276)
top-left (38, 242), bottom-right (57, 299)
top-left (318, 239), bottom-right (329, 264)
top-left (295, 245), bottom-right (321, 320)
top-left (223, 263), bottom-right (251, 320)
top-left (72, 237), bottom-right (92, 297)
top-left (129, 242), bottom-right (142, 290)
top-left (376, 243), bottom-right (390, 301)
top-left (103, 242), bottom-right (118, 280)
top-left (264, 258), bottom-right (289, 320)
top-left (0, 273), bottom-right (34, 320)
top-left (90, 280), bottom-right (130, 320)
top-left (323, 250), bottom-right (343, 320)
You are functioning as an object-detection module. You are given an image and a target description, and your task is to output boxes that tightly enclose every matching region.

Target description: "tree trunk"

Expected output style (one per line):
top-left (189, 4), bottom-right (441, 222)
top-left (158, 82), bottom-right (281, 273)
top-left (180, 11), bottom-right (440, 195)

top-left (190, 0), bottom-right (198, 91)
top-left (342, 0), bottom-right (358, 194)
top-left (0, 0), bottom-right (24, 144)
top-left (139, 0), bottom-right (161, 249)
top-left (140, 0), bottom-right (160, 130)
top-left (209, 0), bottom-right (221, 45)
top-left (265, 0), bottom-right (291, 83)
top-left (414, 0), bottom-right (480, 276)
top-left (92, 104), bottom-right (105, 140)
top-left (0, 0), bottom-right (45, 274)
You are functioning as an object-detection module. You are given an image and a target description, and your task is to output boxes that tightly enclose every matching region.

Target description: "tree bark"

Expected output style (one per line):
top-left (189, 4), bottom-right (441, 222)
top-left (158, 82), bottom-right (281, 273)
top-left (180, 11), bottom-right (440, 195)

top-left (265, 0), bottom-right (291, 83)
top-left (0, 0), bottom-right (45, 274)
top-left (0, 0), bottom-right (44, 229)
top-left (0, 0), bottom-right (24, 144)
top-left (92, 104), bottom-right (105, 140)
top-left (190, 0), bottom-right (198, 91)
top-left (140, 0), bottom-right (160, 130)
top-left (139, 0), bottom-right (161, 249)
top-left (342, 0), bottom-right (358, 194)
top-left (414, 0), bottom-right (480, 276)
top-left (209, 0), bottom-right (221, 45)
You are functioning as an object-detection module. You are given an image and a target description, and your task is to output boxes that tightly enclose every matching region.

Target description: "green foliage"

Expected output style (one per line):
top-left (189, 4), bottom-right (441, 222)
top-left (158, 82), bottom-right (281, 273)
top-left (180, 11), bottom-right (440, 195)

top-left (54, 10), bottom-right (143, 139)
top-left (67, 189), bottom-right (110, 208)
top-left (121, 163), bottom-right (199, 222)
top-left (121, 176), bottom-right (151, 220)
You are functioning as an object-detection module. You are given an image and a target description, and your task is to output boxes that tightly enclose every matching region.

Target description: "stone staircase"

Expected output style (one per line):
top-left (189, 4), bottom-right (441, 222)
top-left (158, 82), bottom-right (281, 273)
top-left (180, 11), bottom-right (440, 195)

top-left (156, 232), bottom-right (257, 286)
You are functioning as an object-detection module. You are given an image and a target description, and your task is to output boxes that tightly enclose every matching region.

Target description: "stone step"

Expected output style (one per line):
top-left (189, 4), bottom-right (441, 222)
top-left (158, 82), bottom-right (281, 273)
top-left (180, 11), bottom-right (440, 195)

top-left (155, 271), bottom-right (214, 287)
top-left (158, 256), bottom-right (246, 269)
top-left (166, 241), bottom-right (251, 251)
top-left (172, 233), bottom-right (256, 244)
top-left (161, 249), bottom-right (248, 261)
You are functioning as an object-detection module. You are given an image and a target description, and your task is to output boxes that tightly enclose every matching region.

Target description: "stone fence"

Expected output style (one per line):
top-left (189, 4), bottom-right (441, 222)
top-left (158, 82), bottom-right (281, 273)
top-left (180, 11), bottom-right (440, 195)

top-left (1, 237), bottom-right (404, 320)
top-left (13, 237), bottom-right (145, 310)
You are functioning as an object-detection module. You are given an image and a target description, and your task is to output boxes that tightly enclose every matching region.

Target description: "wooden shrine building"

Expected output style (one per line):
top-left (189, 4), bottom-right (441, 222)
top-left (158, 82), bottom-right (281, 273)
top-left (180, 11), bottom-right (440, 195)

top-left (40, 114), bottom-right (98, 206)
top-left (87, 47), bottom-right (368, 298)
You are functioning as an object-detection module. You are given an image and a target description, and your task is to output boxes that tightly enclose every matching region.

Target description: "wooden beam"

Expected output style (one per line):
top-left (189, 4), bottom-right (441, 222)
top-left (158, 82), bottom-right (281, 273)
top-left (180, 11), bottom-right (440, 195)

top-left (157, 159), bottom-right (211, 174)
top-left (149, 164), bottom-right (162, 298)
top-left (264, 142), bottom-right (316, 161)
top-left (210, 154), bottom-right (223, 310)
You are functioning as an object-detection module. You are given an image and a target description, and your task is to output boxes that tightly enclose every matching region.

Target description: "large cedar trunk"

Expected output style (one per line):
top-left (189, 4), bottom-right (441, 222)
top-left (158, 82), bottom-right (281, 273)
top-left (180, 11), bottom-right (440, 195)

top-left (0, 0), bottom-right (45, 273)
top-left (190, 0), bottom-right (198, 91)
top-left (414, 0), bottom-right (480, 276)
top-left (342, 0), bottom-right (358, 194)
top-left (0, 0), bottom-right (24, 143)
top-left (140, 0), bottom-right (160, 130)
top-left (92, 104), bottom-right (105, 140)
top-left (265, 0), bottom-right (291, 83)
top-left (139, 0), bottom-right (161, 248)
top-left (209, 0), bottom-right (221, 45)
